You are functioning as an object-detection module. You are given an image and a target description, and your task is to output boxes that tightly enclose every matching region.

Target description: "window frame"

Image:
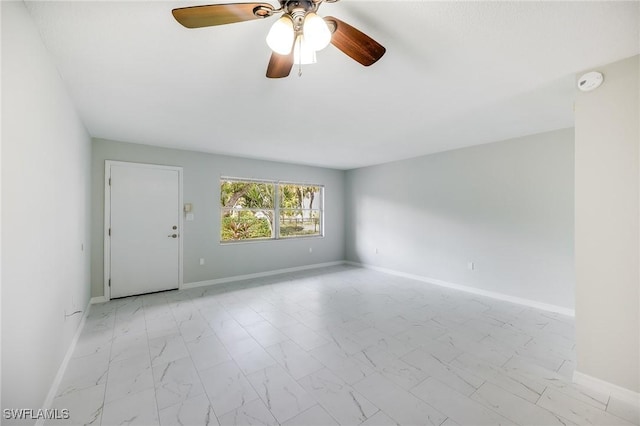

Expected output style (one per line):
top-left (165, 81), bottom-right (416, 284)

top-left (220, 176), bottom-right (324, 244)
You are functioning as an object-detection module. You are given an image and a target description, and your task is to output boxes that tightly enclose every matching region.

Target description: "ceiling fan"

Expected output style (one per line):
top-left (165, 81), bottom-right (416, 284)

top-left (172, 0), bottom-right (386, 78)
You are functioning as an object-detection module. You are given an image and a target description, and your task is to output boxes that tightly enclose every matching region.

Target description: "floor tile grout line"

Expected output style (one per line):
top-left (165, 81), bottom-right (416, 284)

top-left (143, 296), bottom-right (164, 426)
top-left (235, 302), bottom-right (338, 425)
top-left (204, 293), bottom-right (279, 418)
top-left (97, 303), bottom-right (118, 426)
top-left (177, 292), bottom-right (224, 426)
top-left (472, 378), bottom-right (569, 425)
top-left (256, 314), bottom-right (382, 424)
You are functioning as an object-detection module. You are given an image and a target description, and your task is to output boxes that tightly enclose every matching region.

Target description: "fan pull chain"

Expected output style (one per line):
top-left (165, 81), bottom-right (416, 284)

top-left (297, 36), bottom-right (303, 77)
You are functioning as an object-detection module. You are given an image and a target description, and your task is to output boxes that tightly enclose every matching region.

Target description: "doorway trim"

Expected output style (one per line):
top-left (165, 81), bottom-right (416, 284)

top-left (104, 160), bottom-right (184, 301)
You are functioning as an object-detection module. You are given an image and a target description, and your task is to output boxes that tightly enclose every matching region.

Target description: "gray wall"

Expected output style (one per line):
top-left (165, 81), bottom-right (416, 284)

top-left (1, 1), bottom-right (92, 419)
top-left (575, 55), bottom-right (639, 393)
top-left (345, 128), bottom-right (575, 310)
top-left (91, 139), bottom-right (345, 298)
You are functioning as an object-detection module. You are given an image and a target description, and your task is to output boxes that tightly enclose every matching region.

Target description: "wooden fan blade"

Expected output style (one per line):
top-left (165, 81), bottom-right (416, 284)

top-left (172, 3), bottom-right (274, 28)
top-left (324, 16), bottom-right (386, 66)
top-left (266, 51), bottom-right (293, 78)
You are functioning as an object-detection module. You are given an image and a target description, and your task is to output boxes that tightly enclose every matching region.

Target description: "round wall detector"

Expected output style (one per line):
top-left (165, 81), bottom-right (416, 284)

top-left (578, 71), bottom-right (604, 92)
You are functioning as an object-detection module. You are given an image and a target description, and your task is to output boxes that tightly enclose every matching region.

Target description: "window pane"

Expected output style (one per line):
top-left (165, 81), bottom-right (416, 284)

top-left (279, 209), bottom-right (321, 238)
top-left (279, 184), bottom-right (321, 210)
top-left (221, 209), bottom-right (273, 241)
top-left (221, 181), bottom-right (274, 209)
top-left (220, 180), bottom-right (275, 242)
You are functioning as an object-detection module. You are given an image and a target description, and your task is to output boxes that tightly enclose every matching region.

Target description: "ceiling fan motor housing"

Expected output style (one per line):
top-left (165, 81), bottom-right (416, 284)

top-left (284, 0), bottom-right (317, 27)
top-left (283, 0), bottom-right (317, 13)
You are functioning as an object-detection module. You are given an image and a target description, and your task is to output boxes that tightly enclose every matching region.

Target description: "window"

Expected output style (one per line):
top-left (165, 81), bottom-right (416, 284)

top-left (220, 178), bottom-right (323, 242)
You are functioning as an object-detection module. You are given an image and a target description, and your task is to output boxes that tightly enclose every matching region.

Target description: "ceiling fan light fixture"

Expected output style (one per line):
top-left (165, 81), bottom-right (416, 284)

top-left (266, 15), bottom-right (294, 55)
top-left (303, 12), bottom-right (331, 51)
top-left (293, 34), bottom-right (317, 64)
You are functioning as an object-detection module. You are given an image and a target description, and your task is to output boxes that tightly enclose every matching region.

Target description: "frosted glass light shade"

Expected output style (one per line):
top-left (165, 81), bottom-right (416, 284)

top-left (303, 13), bottom-right (331, 51)
top-left (293, 35), bottom-right (317, 64)
top-left (266, 16), bottom-right (294, 55)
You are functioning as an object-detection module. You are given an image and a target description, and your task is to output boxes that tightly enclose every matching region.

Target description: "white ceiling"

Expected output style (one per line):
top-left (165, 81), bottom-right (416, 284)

top-left (25, 1), bottom-right (639, 169)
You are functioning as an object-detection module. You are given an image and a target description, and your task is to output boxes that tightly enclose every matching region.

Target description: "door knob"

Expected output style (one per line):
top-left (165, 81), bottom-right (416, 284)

top-left (168, 234), bottom-right (178, 238)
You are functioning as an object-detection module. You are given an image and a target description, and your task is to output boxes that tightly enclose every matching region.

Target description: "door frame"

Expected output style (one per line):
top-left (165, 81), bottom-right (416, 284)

top-left (104, 160), bottom-right (184, 301)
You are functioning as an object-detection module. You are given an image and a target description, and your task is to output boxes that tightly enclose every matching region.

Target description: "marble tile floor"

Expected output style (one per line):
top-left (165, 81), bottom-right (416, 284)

top-left (47, 265), bottom-right (638, 426)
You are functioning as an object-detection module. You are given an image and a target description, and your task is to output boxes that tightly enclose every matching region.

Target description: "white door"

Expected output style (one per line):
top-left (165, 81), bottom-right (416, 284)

top-left (106, 161), bottom-right (182, 299)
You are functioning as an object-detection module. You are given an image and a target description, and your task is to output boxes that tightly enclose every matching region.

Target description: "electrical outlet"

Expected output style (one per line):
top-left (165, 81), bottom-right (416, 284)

top-left (309, 247), bottom-right (313, 253)
top-left (468, 262), bottom-right (475, 270)
top-left (199, 258), bottom-right (205, 265)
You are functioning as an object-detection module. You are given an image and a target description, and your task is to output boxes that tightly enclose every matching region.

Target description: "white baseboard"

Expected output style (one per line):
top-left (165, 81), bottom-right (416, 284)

top-left (346, 261), bottom-right (575, 317)
top-left (90, 296), bottom-right (107, 304)
top-left (182, 261), bottom-right (346, 290)
top-left (573, 370), bottom-right (640, 407)
top-left (37, 299), bottom-right (92, 426)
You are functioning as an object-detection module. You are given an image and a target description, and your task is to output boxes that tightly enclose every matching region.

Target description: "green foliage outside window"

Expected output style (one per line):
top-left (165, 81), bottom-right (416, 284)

top-left (220, 181), bottom-right (274, 209)
top-left (221, 212), bottom-right (271, 240)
